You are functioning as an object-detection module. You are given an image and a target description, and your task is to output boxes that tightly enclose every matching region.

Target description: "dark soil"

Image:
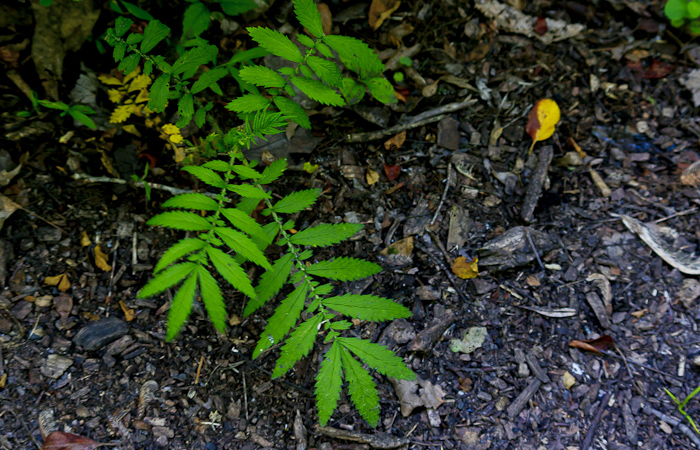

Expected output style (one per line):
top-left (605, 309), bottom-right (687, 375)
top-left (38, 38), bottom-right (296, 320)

top-left (1, 1), bottom-right (700, 449)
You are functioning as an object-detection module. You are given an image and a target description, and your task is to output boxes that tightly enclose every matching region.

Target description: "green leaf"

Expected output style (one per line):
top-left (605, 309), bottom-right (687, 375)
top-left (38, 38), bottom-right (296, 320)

top-left (147, 74), bottom-right (170, 112)
top-left (214, 227), bottom-right (271, 269)
top-left (273, 96), bottom-right (311, 129)
top-left (272, 314), bottom-right (322, 378)
top-left (196, 265), bottom-right (227, 334)
top-left (202, 160), bottom-right (233, 172)
top-left (194, 107), bottom-right (206, 127)
top-left (112, 42), bottom-right (127, 62)
top-left (316, 42), bottom-right (333, 58)
top-left (294, 0), bottom-right (324, 38)
top-left (67, 110), bottom-right (97, 129)
top-left (240, 65), bottom-right (286, 88)
top-left (183, 2), bottom-right (210, 38)
top-left (226, 46), bottom-right (269, 65)
top-left (298, 34), bottom-right (315, 48)
top-left (365, 77), bottom-right (396, 104)
top-left (226, 94), bottom-right (271, 113)
top-left (316, 340), bottom-right (343, 426)
top-left (340, 348), bottom-right (380, 427)
top-left (231, 165), bottom-right (262, 180)
top-left (154, 238), bottom-right (207, 273)
top-left (323, 35), bottom-right (384, 79)
top-left (227, 184), bottom-right (271, 199)
top-left (141, 20), bottom-right (170, 53)
top-left (205, 246), bottom-right (257, 299)
top-left (177, 93), bottom-right (195, 126)
top-left (147, 211), bottom-right (212, 231)
top-left (166, 271), bottom-right (198, 340)
top-left (272, 188), bottom-right (320, 214)
top-left (259, 157), bottom-right (288, 184)
top-left (341, 77), bottom-right (364, 105)
top-left (115, 16), bottom-right (133, 37)
top-left (247, 27), bottom-right (303, 63)
top-left (126, 33), bottom-right (143, 45)
top-left (306, 257), bottom-right (381, 281)
top-left (289, 223), bottom-right (363, 247)
top-left (339, 337), bottom-right (415, 380)
top-left (245, 253), bottom-right (294, 316)
top-left (138, 262), bottom-right (197, 298)
top-left (217, 0), bottom-right (258, 15)
top-left (292, 77), bottom-right (345, 106)
top-left (121, 0), bottom-right (155, 20)
top-left (220, 208), bottom-right (270, 243)
top-left (306, 56), bottom-right (342, 87)
top-left (172, 45), bottom-right (218, 75)
top-left (162, 193), bottom-right (219, 211)
top-left (253, 281), bottom-right (310, 357)
top-left (118, 53), bottom-right (140, 75)
top-left (37, 99), bottom-right (69, 111)
top-left (665, 0), bottom-right (688, 20)
top-left (324, 294), bottom-right (411, 321)
top-left (192, 67), bottom-right (228, 94)
top-left (183, 165), bottom-right (226, 188)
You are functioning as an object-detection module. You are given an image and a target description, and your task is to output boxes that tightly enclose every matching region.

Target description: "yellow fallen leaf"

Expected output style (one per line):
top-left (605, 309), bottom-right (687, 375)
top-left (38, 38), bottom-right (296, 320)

top-left (527, 98), bottom-right (560, 153)
top-left (80, 231), bottom-right (92, 247)
top-left (45, 273), bottom-right (71, 292)
top-left (452, 256), bottom-right (479, 279)
top-left (366, 167), bottom-right (380, 185)
top-left (119, 300), bottom-right (135, 322)
top-left (94, 245), bottom-right (112, 272)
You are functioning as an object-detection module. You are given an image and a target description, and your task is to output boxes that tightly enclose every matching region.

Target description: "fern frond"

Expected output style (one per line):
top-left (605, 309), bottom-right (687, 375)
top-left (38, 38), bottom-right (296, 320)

top-left (306, 257), bottom-right (381, 281)
top-left (244, 253), bottom-right (294, 316)
top-left (340, 348), bottom-right (380, 427)
top-left (138, 262), bottom-right (197, 298)
top-left (162, 193), bottom-right (220, 211)
top-left (271, 188), bottom-right (320, 214)
top-left (289, 223), bottom-right (363, 247)
top-left (324, 294), bottom-right (411, 321)
top-left (154, 238), bottom-right (207, 273)
top-left (147, 211), bottom-right (213, 231)
top-left (205, 246), bottom-right (257, 300)
top-left (166, 272), bottom-right (198, 340)
top-left (272, 314), bottom-right (322, 378)
top-left (339, 337), bottom-right (415, 380)
top-left (252, 280), bottom-right (310, 358)
top-left (316, 340), bottom-right (343, 426)
top-left (197, 265), bottom-right (227, 333)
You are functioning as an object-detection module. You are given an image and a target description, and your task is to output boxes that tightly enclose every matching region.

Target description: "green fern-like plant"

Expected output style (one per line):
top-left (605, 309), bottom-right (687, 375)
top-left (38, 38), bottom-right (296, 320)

top-left (104, 0), bottom-right (413, 427)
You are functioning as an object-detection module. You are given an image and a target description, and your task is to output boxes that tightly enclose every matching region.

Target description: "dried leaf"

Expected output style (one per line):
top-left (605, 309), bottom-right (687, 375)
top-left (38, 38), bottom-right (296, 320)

top-left (80, 231), bottom-right (91, 247)
top-left (568, 335), bottom-right (615, 355)
top-left (383, 164), bottom-right (401, 181)
top-left (450, 327), bottom-right (487, 354)
top-left (384, 131), bottom-right (406, 150)
top-left (533, 16), bottom-right (547, 35)
top-left (368, 0), bottom-right (401, 30)
top-left (0, 194), bottom-right (20, 231)
top-left (40, 431), bottom-right (100, 450)
top-left (94, 245), bottom-right (112, 271)
top-left (366, 167), bottom-right (380, 185)
top-left (451, 256), bottom-right (478, 279)
top-left (317, 3), bottom-right (333, 36)
top-left (526, 98), bottom-right (560, 153)
top-left (119, 300), bottom-right (135, 322)
top-left (45, 273), bottom-right (71, 292)
top-left (390, 377), bottom-right (445, 417)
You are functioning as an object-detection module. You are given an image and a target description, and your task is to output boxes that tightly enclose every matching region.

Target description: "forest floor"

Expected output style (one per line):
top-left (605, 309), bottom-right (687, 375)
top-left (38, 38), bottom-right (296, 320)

top-left (1, 0), bottom-right (700, 449)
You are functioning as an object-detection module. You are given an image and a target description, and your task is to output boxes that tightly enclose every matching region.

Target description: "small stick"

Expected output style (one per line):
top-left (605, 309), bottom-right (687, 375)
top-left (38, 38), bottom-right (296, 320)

top-left (525, 229), bottom-right (545, 271)
top-left (346, 115), bottom-right (447, 143)
top-left (71, 173), bottom-right (219, 198)
top-left (581, 390), bottom-right (610, 450)
top-left (430, 163), bottom-right (452, 226)
top-left (194, 355), bottom-right (204, 385)
top-left (242, 372), bottom-right (249, 422)
top-left (642, 402), bottom-right (700, 448)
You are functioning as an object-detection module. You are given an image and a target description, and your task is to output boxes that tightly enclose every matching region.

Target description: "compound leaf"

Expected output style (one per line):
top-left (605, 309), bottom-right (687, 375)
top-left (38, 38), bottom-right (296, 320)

top-left (306, 56), bottom-right (341, 87)
top-left (340, 348), bottom-right (380, 427)
top-left (306, 257), bottom-right (381, 281)
top-left (316, 340), bottom-right (343, 426)
top-left (154, 237), bottom-right (207, 273)
top-left (166, 271), bottom-right (198, 340)
top-left (324, 294), bottom-right (411, 322)
top-left (339, 337), bottom-right (415, 380)
top-left (289, 223), bottom-right (363, 247)
top-left (323, 35), bottom-right (384, 79)
top-left (248, 27), bottom-right (303, 63)
top-left (162, 193), bottom-right (219, 211)
top-left (138, 262), bottom-right (197, 298)
top-left (214, 227), bottom-right (271, 269)
top-left (147, 211), bottom-right (212, 231)
top-left (271, 188), bottom-right (320, 214)
top-left (272, 314), bottom-right (322, 378)
top-left (202, 160), bottom-right (233, 172)
top-left (227, 184), bottom-right (271, 199)
top-left (197, 265), bottom-right (227, 334)
top-left (259, 157), bottom-right (287, 184)
top-left (220, 208), bottom-right (270, 242)
top-left (245, 253), bottom-right (294, 316)
top-left (205, 246), bottom-right (256, 300)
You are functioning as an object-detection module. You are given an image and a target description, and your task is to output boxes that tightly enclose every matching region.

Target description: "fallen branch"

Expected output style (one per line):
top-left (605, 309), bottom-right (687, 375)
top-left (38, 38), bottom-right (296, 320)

top-left (71, 173), bottom-right (218, 198)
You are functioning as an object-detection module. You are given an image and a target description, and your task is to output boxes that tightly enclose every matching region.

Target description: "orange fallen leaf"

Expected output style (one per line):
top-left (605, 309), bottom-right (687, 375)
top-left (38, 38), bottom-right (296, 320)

top-left (383, 164), bottom-right (401, 181)
top-left (527, 98), bottom-right (560, 154)
top-left (384, 130), bottom-right (406, 151)
top-left (452, 256), bottom-right (479, 279)
top-left (40, 431), bottom-right (101, 450)
top-left (45, 273), bottom-right (71, 292)
top-left (568, 335), bottom-right (615, 355)
top-left (119, 300), bottom-right (135, 322)
top-left (94, 245), bottom-right (112, 272)
top-left (369, 0), bottom-right (401, 30)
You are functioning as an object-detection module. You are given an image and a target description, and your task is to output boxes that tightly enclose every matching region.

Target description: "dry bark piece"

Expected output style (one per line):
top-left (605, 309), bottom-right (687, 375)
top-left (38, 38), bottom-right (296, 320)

top-left (137, 380), bottom-right (158, 419)
top-left (478, 226), bottom-right (556, 271)
top-left (507, 378), bottom-right (541, 419)
top-left (621, 215), bottom-right (700, 275)
top-left (293, 410), bottom-right (307, 450)
top-left (680, 159), bottom-right (700, 186)
top-left (585, 292), bottom-right (612, 329)
top-left (407, 310), bottom-right (456, 352)
top-left (73, 316), bottom-right (129, 351)
top-left (677, 279), bottom-right (700, 309)
top-left (40, 354), bottom-right (73, 379)
top-left (437, 116), bottom-right (460, 151)
top-left (316, 426), bottom-right (409, 449)
top-left (447, 205), bottom-right (471, 251)
top-left (525, 351), bottom-right (550, 384)
top-left (521, 145), bottom-right (554, 222)
top-left (587, 274), bottom-right (612, 315)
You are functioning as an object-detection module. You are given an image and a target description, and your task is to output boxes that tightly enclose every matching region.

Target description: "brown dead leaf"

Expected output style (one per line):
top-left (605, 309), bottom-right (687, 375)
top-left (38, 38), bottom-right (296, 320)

top-left (94, 245), bottom-right (112, 271)
top-left (384, 130), bottom-right (406, 151)
top-left (40, 431), bottom-right (101, 450)
top-left (568, 335), bottom-right (615, 355)
top-left (119, 300), bottom-right (135, 322)
top-left (452, 256), bottom-right (479, 279)
top-left (45, 273), bottom-right (71, 292)
top-left (383, 164), bottom-right (401, 181)
top-left (0, 194), bottom-right (20, 231)
top-left (368, 0), bottom-right (401, 30)
top-left (317, 3), bottom-right (333, 36)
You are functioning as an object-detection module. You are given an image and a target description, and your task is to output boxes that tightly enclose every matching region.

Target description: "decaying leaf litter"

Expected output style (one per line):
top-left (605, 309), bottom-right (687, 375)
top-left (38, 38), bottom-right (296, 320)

top-left (2, 0), bottom-right (700, 449)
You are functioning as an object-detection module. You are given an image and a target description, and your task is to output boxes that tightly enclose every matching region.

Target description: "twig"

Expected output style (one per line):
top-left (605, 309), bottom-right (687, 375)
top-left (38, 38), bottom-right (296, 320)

top-left (346, 115), bottom-right (447, 143)
top-left (525, 229), bottom-right (545, 271)
top-left (654, 207), bottom-right (699, 224)
top-left (399, 98), bottom-right (478, 125)
top-left (642, 402), bottom-right (700, 448)
top-left (581, 390), bottom-right (610, 450)
top-left (242, 372), bottom-right (249, 422)
top-left (194, 355), bottom-right (204, 385)
top-left (430, 163), bottom-right (452, 226)
top-left (70, 173), bottom-right (219, 198)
